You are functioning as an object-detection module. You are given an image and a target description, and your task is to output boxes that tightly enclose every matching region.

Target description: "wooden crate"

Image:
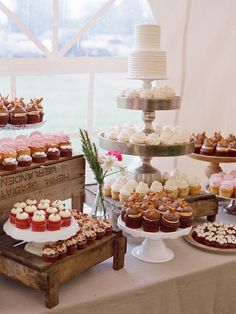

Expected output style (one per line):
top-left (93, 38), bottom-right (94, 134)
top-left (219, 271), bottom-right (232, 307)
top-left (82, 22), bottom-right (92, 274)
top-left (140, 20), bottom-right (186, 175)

top-left (85, 184), bottom-right (219, 231)
top-left (0, 230), bottom-right (126, 308)
top-left (0, 154), bottom-right (85, 223)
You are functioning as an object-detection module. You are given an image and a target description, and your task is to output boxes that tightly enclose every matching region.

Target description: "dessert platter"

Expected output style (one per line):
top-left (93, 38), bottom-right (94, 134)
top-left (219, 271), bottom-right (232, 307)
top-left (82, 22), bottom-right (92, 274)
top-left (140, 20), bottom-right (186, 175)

top-left (184, 222), bottom-right (236, 253)
top-left (0, 95), bottom-right (45, 129)
top-left (190, 132), bottom-right (236, 178)
top-left (117, 191), bottom-right (193, 263)
top-left (99, 24), bottom-right (194, 185)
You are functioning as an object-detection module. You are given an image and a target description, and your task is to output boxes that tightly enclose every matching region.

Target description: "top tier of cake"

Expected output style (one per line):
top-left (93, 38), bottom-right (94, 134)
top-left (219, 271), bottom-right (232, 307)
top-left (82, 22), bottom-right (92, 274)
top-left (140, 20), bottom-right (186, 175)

top-left (128, 24), bottom-right (167, 80)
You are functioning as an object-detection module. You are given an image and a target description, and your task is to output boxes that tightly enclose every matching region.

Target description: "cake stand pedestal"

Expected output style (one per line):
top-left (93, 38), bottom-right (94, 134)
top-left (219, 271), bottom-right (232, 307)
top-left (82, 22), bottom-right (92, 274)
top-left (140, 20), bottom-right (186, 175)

top-left (117, 217), bottom-right (191, 263)
top-left (190, 154), bottom-right (236, 178)
top-left (3, 217), bottom-right (80, 256)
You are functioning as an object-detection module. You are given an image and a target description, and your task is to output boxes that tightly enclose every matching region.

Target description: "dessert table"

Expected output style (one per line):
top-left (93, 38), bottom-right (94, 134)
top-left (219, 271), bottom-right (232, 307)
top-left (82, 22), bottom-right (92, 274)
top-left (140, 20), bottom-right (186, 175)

top-left (1, 204), bottom-right (236, 314)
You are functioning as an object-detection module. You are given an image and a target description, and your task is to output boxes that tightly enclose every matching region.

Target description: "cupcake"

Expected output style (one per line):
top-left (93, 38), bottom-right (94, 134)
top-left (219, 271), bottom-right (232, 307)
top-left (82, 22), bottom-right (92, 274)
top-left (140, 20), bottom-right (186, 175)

top-left (24, 205), bottom-right (37, 217)
top-left (142, 207), bottom-right (161, 232)
top-left (228, 142), bottom-right (236, 157)
top-left (27, 103), bottom-right (40, 124)
top-left (15, 212), bottom-right (30, 229)
top-left (13, 201), bottom-right (26, 209)
top-left (161, 171), bottom-right (170, 185)
top-left (57, 132), bottom-right (71, 146)
top-left (150, 181), bottom-right (163, 193)
top-left (188, 177), bottom-right (201, 195)
top-left (2, 157), bottom-right (18, 171)
top-left (93, 222), bottom-right (106, 240)
top-left (119, 184), bottom-right (134, 203)
top-left (160, 208), bottom-right (180, 232)
top-left (47, 147), bottom-right (60, 160)
top-left (39, 198), bottom-right (51, 205)
top-left (15, 140), bottom-right (31, 157)
top-left (60, 145), bottom-right (72, 157)
top-left (65, 237), bottom-right (77, 255)
top-left (125, 205), bottom-right (143, 229)
top-left (0, 143), bottom-right (17, 159)
top-left (209, 177), bottom-right (222, 195)
top-left (37, 201), bottom-right (50, 211)
top-left (193, 134), bottom-right (204, 154)
top-left (29, 136), bottom-right (46, 154)
top-left (46, 207), bottom-right (58, 217)
top-left (17, 155), bottom-right (32, 167)
top-left (176, 203), bottom-right (193, 228)
top-left (111, 180), bottom-right (123, 201)
top-left (59, 208), bottom-right (72, 227)
top-left (51, 200), bottom-right (64, 209)
top-left (31, 212), bottom-right (47, 232)
top-left (44, 133), bottom-right (60, 149)
top-left (146, 133), bottom-right (160, 145)
top-left (103, 176), bottom-right (116, 197)
top-left (200, 138), bottom-right (215, 155)
top-left (34, 209), bottom-right (46, 216)
top-left (9, 207), bottom-right (23, 224)
top-left (34, 97), bottom-right (44, 122)
top-left (177, 179), bottom-right (190, 197)
top-left (26, 198), bottom-right (37, 206)
top-left (0, 103), bottom-right (9, 126)
top-left (129, 132), bottom-right (146, 144)
top-left (164, 180), bottom-right (178, 197)
top-left (9, 103), bottom-right (27, 125)
top-left (215, 139), bottom-right (229, 157)
top-left (42, 245), bottom-right (58, 263)
top-left (219, 180), bottom-right (234, 198)
top-left (47, 213), bottom-right (61, 231)
top-left (101, 219), bottom-right (112, 236)
top-left (55, 241), bottom-right (67, 259)
top-left (32, 151), bottom-right (47, 163)
top-left (83, 228), bottom-right (96, 245)
top-left (135, 182), bottom-right (149, 195)
top-left (126, 179), bottom-right (138, 191)
top-left (75, 232), bottom-right (87, 249)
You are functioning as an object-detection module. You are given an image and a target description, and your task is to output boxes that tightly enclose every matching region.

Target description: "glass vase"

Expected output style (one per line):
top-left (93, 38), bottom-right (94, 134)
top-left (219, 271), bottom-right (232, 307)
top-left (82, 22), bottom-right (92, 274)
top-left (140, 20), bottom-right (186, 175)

top-left (92, 183), bottom-right (107, 220)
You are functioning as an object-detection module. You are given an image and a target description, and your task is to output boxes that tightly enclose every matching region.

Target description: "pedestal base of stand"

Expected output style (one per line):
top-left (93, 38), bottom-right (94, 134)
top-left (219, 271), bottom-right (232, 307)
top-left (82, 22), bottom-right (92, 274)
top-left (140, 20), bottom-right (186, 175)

top-left (128, 158), bottom-right (161, 185)
top-left (223, 200), bottom-right (236, 215)
top-left (131, 238), bottom-right (174, 263)
top-left (25, 242), bottom-right (50, 256)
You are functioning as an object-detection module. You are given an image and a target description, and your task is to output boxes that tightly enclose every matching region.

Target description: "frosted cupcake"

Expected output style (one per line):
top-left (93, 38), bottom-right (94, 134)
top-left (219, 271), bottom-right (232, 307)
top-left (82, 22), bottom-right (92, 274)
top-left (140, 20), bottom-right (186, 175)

top-left (146, 133), bottom-right (160, 145)
top-left (150, 181), bottom-right (163, 193)
top-left (103, 175), bottom-right (116, 197)
top-left (135, 182), bottom-right (149, 195)
top-left (161, 171), bottom-right (170, 185)
top-left (105, 129), bottom-right (119, 141)
top-left (188, 176), bottom-right (201, 195)
top-left (111, 181), bottom-right (123, 200)
top-left (209, 177), bottom-right (222, 195)
top-left (219, 181), bottom-right (234, 198)
top-left (119, 184), bottom-right (134, 203)
top-left (13, 201), bottom-right (26, 209)
top-left (164, 180), bottom-right (178, 197)
top-left (24, 205), bottom-right (37, 217)
top-left (129, 132), bottom-right (146, 145)
top-left (126, 179), bottom-right (138, 190)
top-left (177, 179), bottom-right (190, 197)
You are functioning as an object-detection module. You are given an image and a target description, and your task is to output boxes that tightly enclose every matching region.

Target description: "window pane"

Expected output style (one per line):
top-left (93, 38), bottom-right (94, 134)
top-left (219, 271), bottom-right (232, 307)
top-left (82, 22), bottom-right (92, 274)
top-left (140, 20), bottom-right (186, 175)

top-left (16, 75), bottom-right (88, 134)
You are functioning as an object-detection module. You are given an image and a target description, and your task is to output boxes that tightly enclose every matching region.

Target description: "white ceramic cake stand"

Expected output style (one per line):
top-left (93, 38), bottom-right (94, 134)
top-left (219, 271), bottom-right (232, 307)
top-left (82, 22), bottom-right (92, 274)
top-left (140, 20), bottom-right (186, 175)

top-left (117, 216), bottom-right (191, 263)
top-left (3, 217), bottom-right (80, 256)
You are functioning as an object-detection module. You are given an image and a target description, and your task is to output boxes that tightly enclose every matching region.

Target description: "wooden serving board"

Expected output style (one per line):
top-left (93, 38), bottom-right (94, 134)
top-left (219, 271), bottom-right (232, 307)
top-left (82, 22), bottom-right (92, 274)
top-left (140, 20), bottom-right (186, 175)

top-left (0, 154), bottom-right (85, 222)
top-left (0, 231), bottom-right (127, 308)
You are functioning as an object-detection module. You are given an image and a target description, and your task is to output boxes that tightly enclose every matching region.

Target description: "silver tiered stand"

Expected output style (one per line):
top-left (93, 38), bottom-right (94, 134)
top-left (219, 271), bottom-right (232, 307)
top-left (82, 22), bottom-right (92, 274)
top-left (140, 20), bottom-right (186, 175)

top-left (99, 79), bottom-right (195, 185)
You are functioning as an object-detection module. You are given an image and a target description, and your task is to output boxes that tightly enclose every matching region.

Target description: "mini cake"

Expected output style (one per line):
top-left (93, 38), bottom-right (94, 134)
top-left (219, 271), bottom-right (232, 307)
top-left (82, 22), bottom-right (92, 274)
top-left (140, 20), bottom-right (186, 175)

top-left (32, 152), bottom-right (47, 163)
top-left (101, 219), bottom-right (112, 235)
top-left (34, 97), bottom-right (44, 122)
top-left (51, 200), bottom-right (64, 209)
top-left (17, 155), bottom-right (32, 167)
top-left (29, 136), bottom-right (46, 154)
top-left (209, 177), bottom-right (222, 195)
top-left (39, 198), bottom-right (51, 205)
top-left (0, 103), bottom-right (9, 126)
top-left (31, 213), bottom-right (47, 232)
top-left (74, 232), bottom-right (87, 249)
top-left (111, 181), bottom-right (123, 200)
top-left (135, 182), bottom-right (149, 195)
top-left (129, 132), bottom-right (146, 144)
top-left (57, 132), bottom-right (71, 146)
top-left (47, 147), bottom-right (60, 160)
top-left (103, 176), bottom-right (116, 197)
top-left (9, 207), bottom-right (23, 224)
top-left (188, 177), bottom-right (201, 195)
top-left (215, 139), bottom-right (229, 157)
top-left (149, 181), bottom-right (163, 193)
top-left (15, 140), bottom-right (31, 157)
top-left (119, 184), bottom-right (134, 203)
top-left (219, 180), bottom-right (234, 198)
top-left (26, 198), bottom-right (37, 206)
top-left (176, 204), bottom-right (193, 228)
top-left (142, 207), bottom-right (161, 232)
top-left (37, 201), bottom-right (50, 211)
top-left (200, 138), bottom-right (215, 155)
top-left (59, 208), bottom-right (72, 227)
top-left (164, 180), bottom-right (178, 197)
top-left (24, 205), bottom-right (37, 217)
top-left (0, 143), bottom-right (17, 159)
top-left (42, 245), bottom-right (59, 263)
top-left (83, 228), bottom-right (96, 245)
top-left (160, 207), bottom-right (180, 232)
top-left (60, 145), bottom-right (72, 157)
top-left (55, 241), bottom-right (67, 259)
top-left (65, 237), bottom-right (77, 255)
top-left (47, 213), bottom-right (61, 231)
top-left (15, 212), bottom-right (30, 229)
top-left (193, 134), bottom-right (204, 154)
top-left (27, 103), bottom-right (40, 124)
top-left (126, 179), bottom-right (138, 191)
top-left (228, 142), bottom-right (236, 157)
top-left (34, 209), bottom-right (46, 216)
top-left (177, 179), bottom-right (190, 197)
top-left (125, 205), bottom-right (143, 229)
top-left (93, 222), bottom-right (106, 239)
top-left (9, 103), bottom-right (27, 125)
top-left (2, 158), bottom-right (18, 171)
top-left (13, 201), bottom-right (26, 209)
top-left (46, 207), bottom-right (58, 217)
top-left (44, 134), bottom-right (60, 149)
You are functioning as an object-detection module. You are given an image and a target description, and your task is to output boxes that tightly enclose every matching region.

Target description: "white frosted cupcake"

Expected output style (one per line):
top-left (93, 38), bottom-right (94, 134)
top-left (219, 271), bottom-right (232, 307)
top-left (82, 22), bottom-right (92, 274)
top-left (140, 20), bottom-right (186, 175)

top-left (126, 179), bottom-right (138, 190)
top-left (24, 205), bottom-right (37, 217)
top-left (177, 179), bottom-right (190, 197)
top-left (188, 176), bottom-right (201, 195)
top-left (38, 202), bottom-right (49, 211)
top-left (164, 179), bottom-right (178, 197)
top-left (135, 182), bottom-right (149, 195)
top-left (13, 201), bottom-right (26, 209)
top-left (139, 88), bottom-right (153, 99)
top-left (111, 181), bottom-right (124, 201)
top-left (106, 129), bottom-right (119, 141)
top-left (33, 209), bottom-right (46, 216)
top-left (146, 133), bottom-right (160, 145)
top-left (119, 184), bottom-right (134, 203)
top-left (26, 198), bottom-right (37, 206)
top-left (129, 132), bottom-right (146, 144)
top-left (150, 181), bottom-right (163, 193)
top-left (161, 171), bottom-right (170, 185)
top-left (46, 207), bottom-right (58, 216)
top-left (52, 200), bottom-right (64, 209)
top-left (103, 175), bottom-right (116, 197)
top-left (125, 89), bottom-right (139, 98)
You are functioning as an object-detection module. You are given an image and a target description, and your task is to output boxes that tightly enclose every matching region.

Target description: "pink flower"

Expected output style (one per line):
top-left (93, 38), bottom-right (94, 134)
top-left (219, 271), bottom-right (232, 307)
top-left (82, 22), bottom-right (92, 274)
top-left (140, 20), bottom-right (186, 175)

top-left (107, 150), bottom-right (122, 161)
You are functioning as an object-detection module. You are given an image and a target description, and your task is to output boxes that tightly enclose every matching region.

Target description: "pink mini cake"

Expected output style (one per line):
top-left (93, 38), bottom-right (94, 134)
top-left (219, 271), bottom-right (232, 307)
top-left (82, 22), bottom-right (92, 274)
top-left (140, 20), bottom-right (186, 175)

top-left (29, 135), bottom-right (46, 154)
top-left (24, 205), bottom-right (37, 217)
top-left (15, 139), bottom-right (31, 157)
top-left (9, 207), bottom-right (23, 224)
top-left (44, 133), bottom-right (60, 149)
top-left (209, 177), bottom-right (222, 195)
top-left (219, 180), bottom-right (234, 198)
top-left (15, 212), bottom-right (30, 229)
top-left (57, 132), bottom-right (71, 147)
top-left (47, 213), bottom-right (61, 231)
top-left (31, 213), bottom-right (47, 232)
top-left (59, 209), bottom-right (72, 227)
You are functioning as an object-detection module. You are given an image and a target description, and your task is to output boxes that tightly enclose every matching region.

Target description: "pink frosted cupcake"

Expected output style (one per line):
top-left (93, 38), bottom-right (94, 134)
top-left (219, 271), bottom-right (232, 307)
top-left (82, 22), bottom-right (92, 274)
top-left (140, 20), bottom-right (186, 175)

top-left (219, 180), bottom-right (234, 198)
top-left (0, 142), bottom-right (17, 159)
top-left (15, 139), bottom-right (31, 157)
top-left (209, 177), bottom-right (222, 195)
top-left (223, 174), bottom-right (234, 181)
top-left (229, 170), bottom-right (236, 178)
top-left (57, 132), bottom-right (71, 147)
top-left (44, 133), bottom-right (60, 149)
top-left (29, 136), bottom-right (46, 154)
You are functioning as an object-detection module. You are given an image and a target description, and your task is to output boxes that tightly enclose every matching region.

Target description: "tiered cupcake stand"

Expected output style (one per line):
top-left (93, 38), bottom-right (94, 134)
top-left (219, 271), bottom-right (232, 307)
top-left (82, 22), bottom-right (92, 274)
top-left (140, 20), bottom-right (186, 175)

top-left (191, 154), bottom-right (236, 214)
top-left (118, 216), bottom-right (191, 263)
top-left (99, 80), bottom-right (194, 185)
top-left (3, 217), bottom-right (80, 256)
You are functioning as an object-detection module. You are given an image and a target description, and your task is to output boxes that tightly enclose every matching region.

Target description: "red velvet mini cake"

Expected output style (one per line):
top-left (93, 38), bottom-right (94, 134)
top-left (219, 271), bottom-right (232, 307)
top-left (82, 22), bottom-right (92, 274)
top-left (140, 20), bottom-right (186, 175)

top-left (9, 207), bottom-right (23, 224)
top-left (125, 205), bottom-right (143, 229)
top-left (47, 213), bottom-right (61, 231)
top-left (59, 208), bottom-right (72, 227)
top-left (32, 152), bottom-right (47, 163)
top-left (55, 241), bottom-right (67, 259)
top-left (24, 205), bottom-right (37, 217)
top-left (2, 157), bottom-right (18, 171)
top-left (17, 154), bottom-right (32, 167)
top-left (47, 147), bottom-right (60, 160)
top-left (75, 232), bottom-right (87, 249)
top-left (60, 145), bottom-right (73, 157)
top-left (46, 207), bottom-right (58, 218)
top-left (31, 213), bottom-right (47, 232)
top-left (65, 237), bottom-right (77, 255)
top-left (42, 245), bottom-right (58, 263)
top-left (15, 212), bottom-right (30, 229)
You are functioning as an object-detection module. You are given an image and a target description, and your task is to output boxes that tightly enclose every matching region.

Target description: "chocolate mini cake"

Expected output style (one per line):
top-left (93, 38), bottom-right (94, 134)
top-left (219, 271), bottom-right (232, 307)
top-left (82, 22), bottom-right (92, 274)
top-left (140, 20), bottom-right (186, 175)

top-left (0, 103), bottom-right (9, 126)
top-left (9, 103), bottom-right (27, 125)
top-left (125, 205), bottom-right (143, 229)
top-left (60, 145), bottom-right (73, 157)
top-left (229, 141), bottom-right (236, 157)
top-left (142, 206), bottom-right (161, 232)
top-left (200, 138), bottom-right (215, 156)
top-left (2, 157), bottom-right (18, 171)
top-left (27, 103), bottom-right (40, 124)
top-left (32, 152), bottom-right (47, 163)
top-left (160, 207), bottom-right (180, 232)
top-left (215, 139), bottom-right (229, 157)
top-left (17, 154), bottom-right (32, 167)
top-left (47, 147), bottom-right (60, 160)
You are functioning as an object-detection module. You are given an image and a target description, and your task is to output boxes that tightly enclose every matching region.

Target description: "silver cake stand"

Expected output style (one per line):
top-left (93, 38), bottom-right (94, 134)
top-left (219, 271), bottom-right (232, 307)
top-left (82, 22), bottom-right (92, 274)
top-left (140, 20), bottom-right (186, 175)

top-left (98, 78), bottom-right (194, 185)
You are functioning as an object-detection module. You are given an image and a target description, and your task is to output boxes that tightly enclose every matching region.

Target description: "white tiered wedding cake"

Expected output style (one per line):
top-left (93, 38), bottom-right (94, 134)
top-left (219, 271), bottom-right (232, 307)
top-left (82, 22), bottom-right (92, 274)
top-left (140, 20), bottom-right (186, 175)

top-left (128, 24), bottom-right (167, 79)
